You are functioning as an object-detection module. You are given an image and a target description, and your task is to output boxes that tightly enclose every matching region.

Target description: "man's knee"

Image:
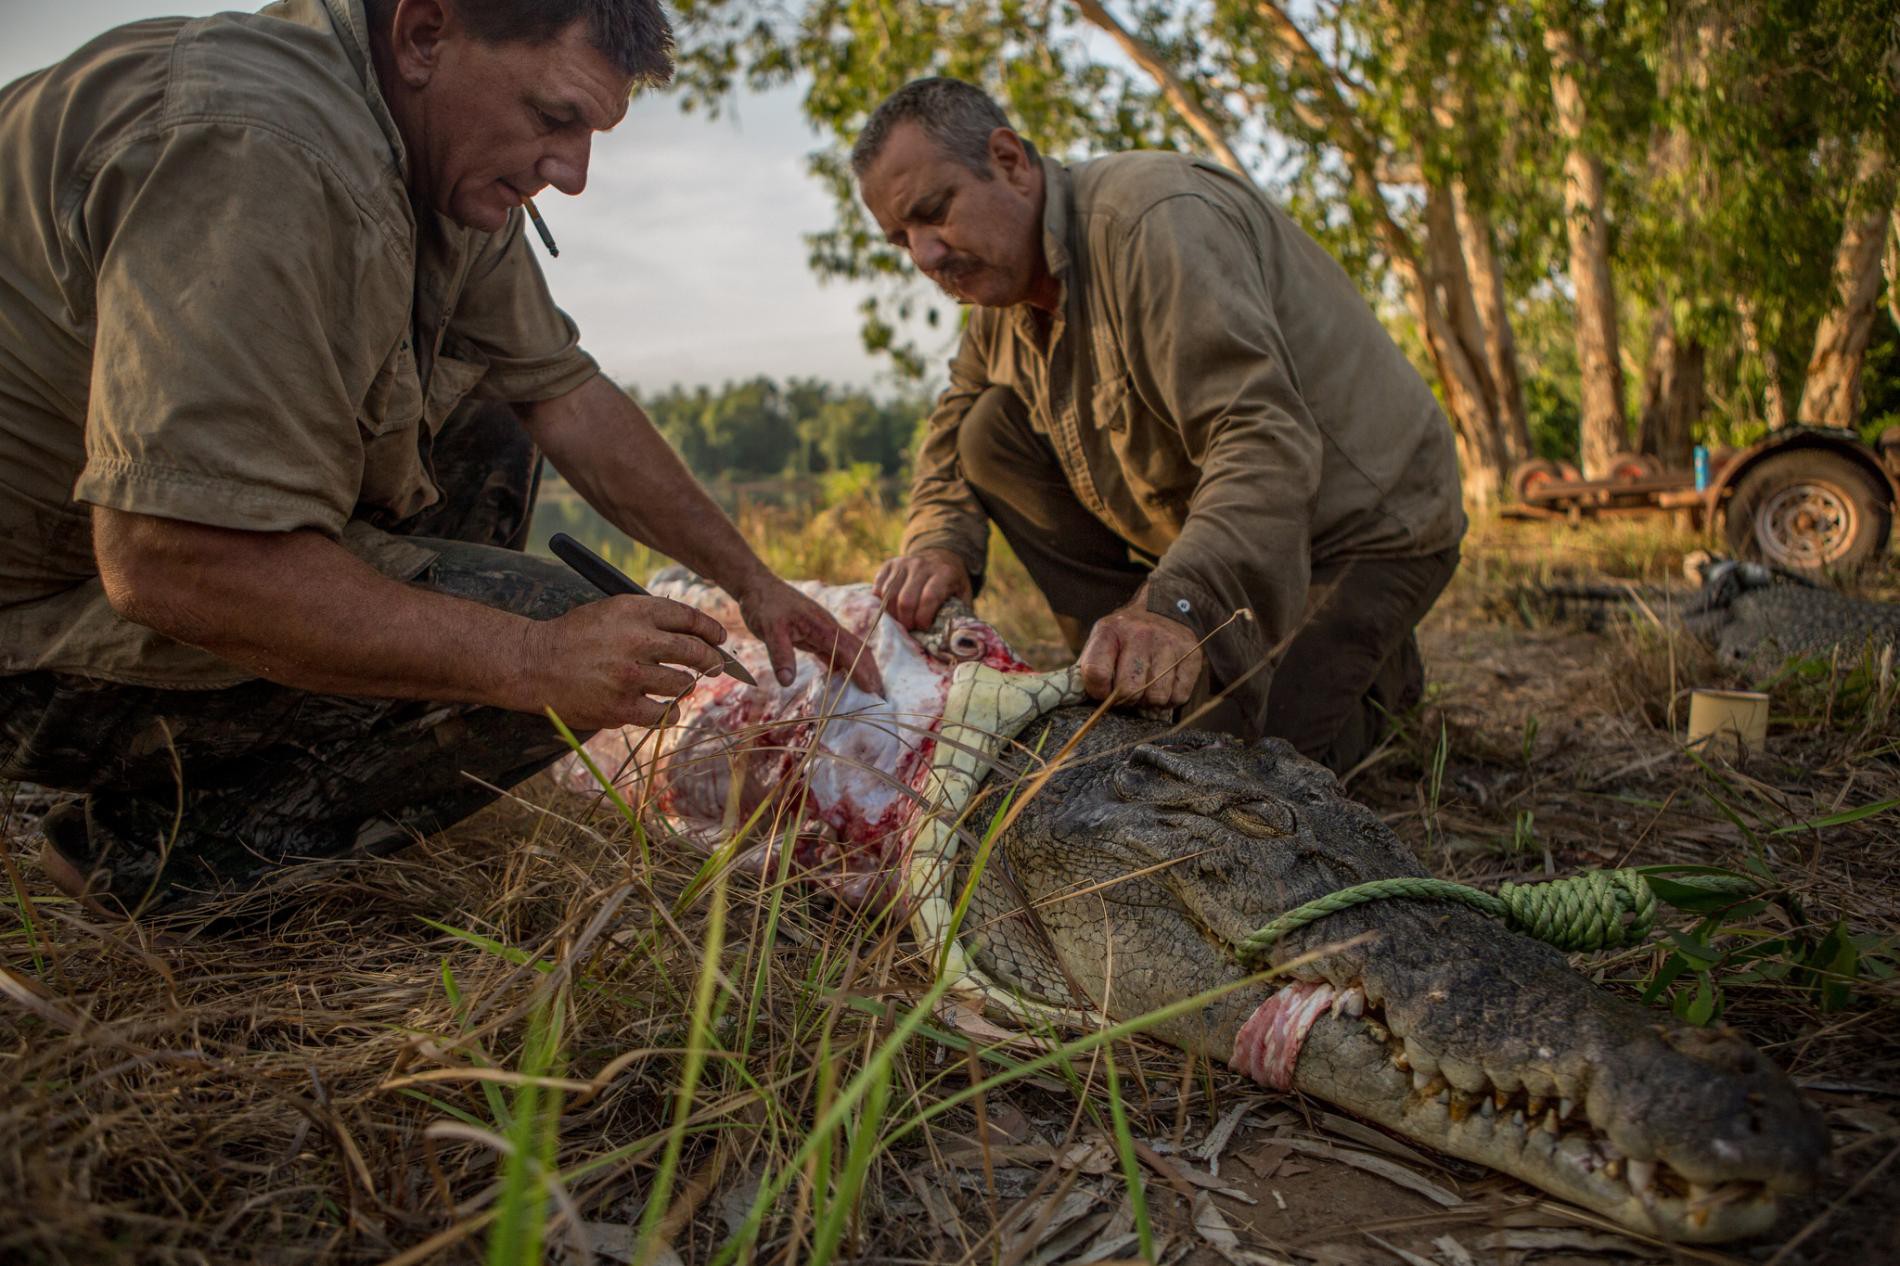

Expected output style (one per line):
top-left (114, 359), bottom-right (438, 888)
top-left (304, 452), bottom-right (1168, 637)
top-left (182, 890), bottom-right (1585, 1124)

top-left (955, 386), bottom-right (1036, 493)
top-left (413, 538), bottom-right (598, 622)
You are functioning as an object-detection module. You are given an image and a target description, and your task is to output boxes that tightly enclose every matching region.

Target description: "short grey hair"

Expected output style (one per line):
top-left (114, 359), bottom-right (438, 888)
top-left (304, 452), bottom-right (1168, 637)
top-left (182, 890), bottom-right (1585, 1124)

top-left (851, 77), bottom-right (1017, 178)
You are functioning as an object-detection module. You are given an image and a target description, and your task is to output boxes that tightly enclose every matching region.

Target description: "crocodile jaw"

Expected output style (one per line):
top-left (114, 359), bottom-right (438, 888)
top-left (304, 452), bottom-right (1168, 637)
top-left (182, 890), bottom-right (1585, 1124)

top-left (1233, 981), bottom-right (1806, 1242)
top-left (905, 663), bottom-right (1090, 1020)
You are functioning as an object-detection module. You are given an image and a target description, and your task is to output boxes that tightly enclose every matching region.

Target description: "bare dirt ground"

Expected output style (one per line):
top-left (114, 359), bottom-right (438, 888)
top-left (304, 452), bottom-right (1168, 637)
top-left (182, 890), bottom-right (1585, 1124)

top-left (1, 518), bottom-right (1895, 1265)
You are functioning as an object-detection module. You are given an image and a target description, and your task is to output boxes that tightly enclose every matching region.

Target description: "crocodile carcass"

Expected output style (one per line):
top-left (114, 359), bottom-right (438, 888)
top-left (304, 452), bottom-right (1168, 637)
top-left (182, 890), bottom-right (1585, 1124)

top-left (556, 574), bottom-right (1827, 1242)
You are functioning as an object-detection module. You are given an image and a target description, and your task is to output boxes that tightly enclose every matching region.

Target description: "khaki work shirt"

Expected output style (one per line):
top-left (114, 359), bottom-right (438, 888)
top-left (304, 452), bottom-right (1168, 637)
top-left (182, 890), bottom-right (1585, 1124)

top-left (903, 153), bottom-right (1466, 672)
top-left (0, 0), bottom-right (599, 688)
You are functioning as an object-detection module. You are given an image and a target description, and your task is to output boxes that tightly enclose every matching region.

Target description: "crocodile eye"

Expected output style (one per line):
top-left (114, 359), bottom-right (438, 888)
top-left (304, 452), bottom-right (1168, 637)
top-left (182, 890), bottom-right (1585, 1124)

top-left (947, 628), bottom-right (987, 661)
top-left (1222, 798), bottom-right (1295, 838)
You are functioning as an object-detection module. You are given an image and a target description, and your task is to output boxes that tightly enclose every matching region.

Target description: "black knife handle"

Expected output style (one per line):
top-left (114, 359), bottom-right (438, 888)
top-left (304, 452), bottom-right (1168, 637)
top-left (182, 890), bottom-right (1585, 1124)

top-left (549, 532), bottom-right (647, 598)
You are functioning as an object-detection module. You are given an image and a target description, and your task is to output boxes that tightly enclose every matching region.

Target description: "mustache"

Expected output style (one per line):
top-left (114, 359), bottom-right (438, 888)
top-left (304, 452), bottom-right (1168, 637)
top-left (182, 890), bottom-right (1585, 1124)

top-left (929, 254), bottom-right (982, 281)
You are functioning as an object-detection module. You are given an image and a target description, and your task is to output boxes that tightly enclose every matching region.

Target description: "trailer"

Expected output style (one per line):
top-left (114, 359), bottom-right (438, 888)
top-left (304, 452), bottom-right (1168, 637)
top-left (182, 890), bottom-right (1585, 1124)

top-left (1505, 425), bottom-right (1900, 570)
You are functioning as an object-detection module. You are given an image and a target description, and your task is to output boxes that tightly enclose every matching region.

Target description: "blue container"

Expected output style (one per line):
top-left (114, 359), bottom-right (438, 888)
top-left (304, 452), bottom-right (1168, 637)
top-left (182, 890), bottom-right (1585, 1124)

top-left (1693, 445), bottom-right (1710, 491)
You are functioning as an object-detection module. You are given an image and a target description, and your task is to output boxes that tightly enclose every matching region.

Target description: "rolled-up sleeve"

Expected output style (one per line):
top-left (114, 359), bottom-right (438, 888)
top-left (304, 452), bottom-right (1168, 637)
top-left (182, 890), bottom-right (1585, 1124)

top-left (76, 123), bottom-right (381, 535)
top-left (455, 211), bottom-right (600, 402)
top-left (899, 312), bottom-right (999, 578)
top-left (1113, 194), bottom-right (1324, 657)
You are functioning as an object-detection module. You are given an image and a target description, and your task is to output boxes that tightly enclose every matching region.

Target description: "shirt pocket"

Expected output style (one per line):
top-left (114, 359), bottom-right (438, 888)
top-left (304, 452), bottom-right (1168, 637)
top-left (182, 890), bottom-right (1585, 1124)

top-left (360, 340), bottom-right (425, 437)
top-left (357, 341), bottom-right (435, 520)
top-left (1090, 371), bottom-right (1135, 434)
top-left (423, 348), bottom-right (490, 433)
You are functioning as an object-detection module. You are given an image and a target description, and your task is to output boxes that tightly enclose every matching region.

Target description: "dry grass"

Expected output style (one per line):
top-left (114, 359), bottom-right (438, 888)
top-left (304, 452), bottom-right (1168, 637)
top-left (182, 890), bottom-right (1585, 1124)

top-left (3, 508), bottom-right (1897, 1265)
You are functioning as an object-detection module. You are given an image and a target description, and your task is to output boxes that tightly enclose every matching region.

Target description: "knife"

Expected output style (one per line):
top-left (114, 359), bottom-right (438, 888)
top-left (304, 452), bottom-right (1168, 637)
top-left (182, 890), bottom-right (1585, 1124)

top-left (548, 532), bottom-right (759, 687)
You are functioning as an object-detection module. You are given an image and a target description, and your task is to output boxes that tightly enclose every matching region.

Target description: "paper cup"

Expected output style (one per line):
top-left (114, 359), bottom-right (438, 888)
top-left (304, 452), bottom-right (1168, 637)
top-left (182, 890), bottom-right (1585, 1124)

top-left (1687, 689), bottom-right (1769, 759)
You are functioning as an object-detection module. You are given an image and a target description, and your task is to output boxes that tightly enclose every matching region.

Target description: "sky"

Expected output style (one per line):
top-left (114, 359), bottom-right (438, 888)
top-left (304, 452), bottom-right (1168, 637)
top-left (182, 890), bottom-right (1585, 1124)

top-left (0, 0), bottom-right (938, 394)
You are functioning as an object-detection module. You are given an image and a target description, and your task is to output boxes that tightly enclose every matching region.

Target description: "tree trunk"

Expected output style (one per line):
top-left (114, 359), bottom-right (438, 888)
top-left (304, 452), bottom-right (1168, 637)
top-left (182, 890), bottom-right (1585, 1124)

top-left (1798, 139), bottom-right (1897, 428)
top-left (1637, 300), bottom-right (1703, 468)
top-left (1424, 180), bottom-right (1500, 421)
top-left (1249, 0), bottom-right (1509, 505)
top-left (1544, 17), bottom-right (1628, 475)
top-left (1737, 297), bottom-right (1790, 430)
top-left (1452, 187), bottom-right (1532, 464)
top-left (1399, 210), bottom-right (1511, 506)
top-left (1887, 201), bottom-right (1900, 333)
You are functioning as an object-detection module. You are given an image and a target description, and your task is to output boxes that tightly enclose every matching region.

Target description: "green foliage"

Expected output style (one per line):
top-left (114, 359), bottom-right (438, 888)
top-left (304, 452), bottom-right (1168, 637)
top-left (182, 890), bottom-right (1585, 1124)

top-left (487, 994), bottom-right (568, 1266)
top-left (630, 375), bottom-right (928, 481)
top-left (660, 0), bottom-right (1900, 478)
top-left (1636, 865), bottom-right (1896, 1024)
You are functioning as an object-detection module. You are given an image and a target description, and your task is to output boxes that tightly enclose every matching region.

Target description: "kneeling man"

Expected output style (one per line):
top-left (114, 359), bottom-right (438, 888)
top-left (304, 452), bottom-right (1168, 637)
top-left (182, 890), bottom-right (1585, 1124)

top-left (863, 78), bottom-right (1465, 771)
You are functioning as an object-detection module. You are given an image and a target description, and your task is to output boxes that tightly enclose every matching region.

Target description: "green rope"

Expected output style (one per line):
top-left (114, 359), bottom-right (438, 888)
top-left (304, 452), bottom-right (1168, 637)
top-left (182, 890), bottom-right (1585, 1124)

top-left (1238, 869), bottom-right (1755, 967)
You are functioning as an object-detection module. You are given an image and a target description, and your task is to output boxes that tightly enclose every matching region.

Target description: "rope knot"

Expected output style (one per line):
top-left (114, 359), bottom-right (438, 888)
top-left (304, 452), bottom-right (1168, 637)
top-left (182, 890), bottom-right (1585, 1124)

top-left (1236, 867), bottom-right (1737, 967)
top-left (1495, 869), bottom-right (1656, 951)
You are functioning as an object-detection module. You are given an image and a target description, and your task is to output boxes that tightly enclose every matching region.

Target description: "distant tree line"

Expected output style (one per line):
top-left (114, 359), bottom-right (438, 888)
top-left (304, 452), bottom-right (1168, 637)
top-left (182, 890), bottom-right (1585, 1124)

top-left (628, 377), bottom-right (934, 482)
top-left (664, 0), bottom-right (1900, 503)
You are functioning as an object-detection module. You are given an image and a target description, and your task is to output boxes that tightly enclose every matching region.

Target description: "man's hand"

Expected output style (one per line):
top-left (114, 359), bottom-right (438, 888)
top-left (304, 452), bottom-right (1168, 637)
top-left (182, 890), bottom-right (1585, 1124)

top-left (526, 594), bottom-right (731, 729)
top-left (873, 548), bottom-right (973, 630)
top-left (736, 573), bottom-right (885, 695)
top-left (1077, 601), bottom-right (1203, 710)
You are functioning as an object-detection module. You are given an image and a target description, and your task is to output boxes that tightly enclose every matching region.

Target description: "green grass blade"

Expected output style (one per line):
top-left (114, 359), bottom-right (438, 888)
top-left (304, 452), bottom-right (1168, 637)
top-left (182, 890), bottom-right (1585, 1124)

top-left (634, 865), bottom-right (728, 1266)
top-left (1103, 1042), bottom-right (1152, 1261)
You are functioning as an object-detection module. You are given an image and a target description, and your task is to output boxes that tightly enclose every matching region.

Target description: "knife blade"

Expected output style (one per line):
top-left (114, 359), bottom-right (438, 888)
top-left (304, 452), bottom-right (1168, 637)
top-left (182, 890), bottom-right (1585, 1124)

top-left (548, 532), bottom-right (759, 687)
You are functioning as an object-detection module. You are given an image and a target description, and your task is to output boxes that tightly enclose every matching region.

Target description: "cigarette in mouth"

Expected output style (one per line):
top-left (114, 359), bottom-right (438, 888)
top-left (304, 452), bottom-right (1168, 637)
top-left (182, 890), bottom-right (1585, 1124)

top-left (523, 196), bottom-right (559, 258)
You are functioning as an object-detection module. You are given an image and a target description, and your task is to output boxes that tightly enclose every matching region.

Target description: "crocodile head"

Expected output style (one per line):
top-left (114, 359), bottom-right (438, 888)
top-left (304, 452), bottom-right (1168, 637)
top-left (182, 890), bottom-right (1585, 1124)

top-left (962, 712), bottom-right (1829, 1242)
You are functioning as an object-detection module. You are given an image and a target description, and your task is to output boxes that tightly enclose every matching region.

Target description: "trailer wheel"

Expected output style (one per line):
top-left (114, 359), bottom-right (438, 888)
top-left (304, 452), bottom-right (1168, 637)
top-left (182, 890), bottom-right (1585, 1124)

top-left (1723, 449), bottom-right (1892, 570)
top-left (1512, 459), bottom-right (1565, 501)
top-left (1606, 452), bottom-right (1662, 482)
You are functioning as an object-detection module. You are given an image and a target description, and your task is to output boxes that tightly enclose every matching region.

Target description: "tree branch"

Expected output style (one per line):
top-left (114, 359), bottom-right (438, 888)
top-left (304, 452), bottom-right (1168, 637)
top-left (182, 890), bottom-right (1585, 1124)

top-left (1069, 0), bottom-right (1249, 178)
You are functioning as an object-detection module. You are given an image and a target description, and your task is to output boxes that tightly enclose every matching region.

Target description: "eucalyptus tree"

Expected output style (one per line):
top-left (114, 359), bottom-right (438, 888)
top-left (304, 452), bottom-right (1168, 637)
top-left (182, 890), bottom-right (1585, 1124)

top-left (1638, 0), bottom-right (1899, 439)
top-left (662, 0), bottom-right (1896, 505)
top-left (668, 0), bottom-right (1558, 502)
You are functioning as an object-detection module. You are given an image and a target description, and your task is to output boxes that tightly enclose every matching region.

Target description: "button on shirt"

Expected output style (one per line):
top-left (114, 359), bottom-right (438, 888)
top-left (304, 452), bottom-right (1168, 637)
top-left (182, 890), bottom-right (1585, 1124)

top-left (0, 0), bottom-right (599, 687)
top-left (901, 152), bottom-right (1467, 671)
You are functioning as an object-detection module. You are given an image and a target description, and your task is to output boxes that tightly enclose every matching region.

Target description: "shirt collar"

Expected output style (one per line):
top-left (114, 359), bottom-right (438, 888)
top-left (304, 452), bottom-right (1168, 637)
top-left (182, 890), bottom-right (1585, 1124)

top-left (1038, 153), bottom-right (1075, 280)
top-left (320, 0), bottom-right (410, 182)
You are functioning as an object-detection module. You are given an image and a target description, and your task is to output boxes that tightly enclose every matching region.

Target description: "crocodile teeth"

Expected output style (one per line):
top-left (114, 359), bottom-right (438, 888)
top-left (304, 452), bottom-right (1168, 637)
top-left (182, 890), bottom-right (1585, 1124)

top-left (1603, 1157), bottom-right (1625, 1180)
top-left (1558, 1097), bottom-right (1575, 1120)
top-left (1628, 1159), bottom-right (1656, 1193)
top-left (1479, 1096), bottom-right (1495, 1119)
top-left (1525, 1096), bottom-right (1546, 1119)
top-left (1542, 1108), bottom-right (1560, 1134)
top-left (1392, 1048), bottom-right (1411, 1073)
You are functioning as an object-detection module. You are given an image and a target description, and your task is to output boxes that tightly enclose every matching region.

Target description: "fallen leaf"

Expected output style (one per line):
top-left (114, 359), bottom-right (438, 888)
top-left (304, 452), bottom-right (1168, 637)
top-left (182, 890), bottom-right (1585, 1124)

top-left (1361, 1232), bottom-right (1438, 1266)
top-left (1196, 1102), bottom-right (1257, 1173)
top-left (1267, 1138), bottom-right (1462, 1207)
top-left (1431, 1233), bottom-right (1476, 1266)
top-left (1240, 1143), bottom-right (1291, 1180)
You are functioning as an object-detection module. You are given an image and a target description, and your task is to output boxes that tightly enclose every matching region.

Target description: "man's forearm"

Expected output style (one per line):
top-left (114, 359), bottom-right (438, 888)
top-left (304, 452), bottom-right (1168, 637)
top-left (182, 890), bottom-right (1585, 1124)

top-left (93, 507), bottom-right (541, 709)
top-left (526, 376), bottom-right (770, 597)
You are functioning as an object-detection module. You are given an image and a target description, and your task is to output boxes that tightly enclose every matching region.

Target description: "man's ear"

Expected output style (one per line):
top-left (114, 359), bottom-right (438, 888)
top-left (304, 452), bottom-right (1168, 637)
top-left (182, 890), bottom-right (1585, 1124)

top-left (389, 0), bottom-right (453, 87)
top-left (989, 127), bottom-right (1036, 191)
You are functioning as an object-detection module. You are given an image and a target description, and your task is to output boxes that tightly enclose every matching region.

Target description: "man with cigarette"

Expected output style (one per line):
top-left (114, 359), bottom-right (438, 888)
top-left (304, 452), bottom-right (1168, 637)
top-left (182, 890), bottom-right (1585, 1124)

top-left (862, 79), bottom-right (1466, 770)
top-left (0, 0), bottom-right (879, 915)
